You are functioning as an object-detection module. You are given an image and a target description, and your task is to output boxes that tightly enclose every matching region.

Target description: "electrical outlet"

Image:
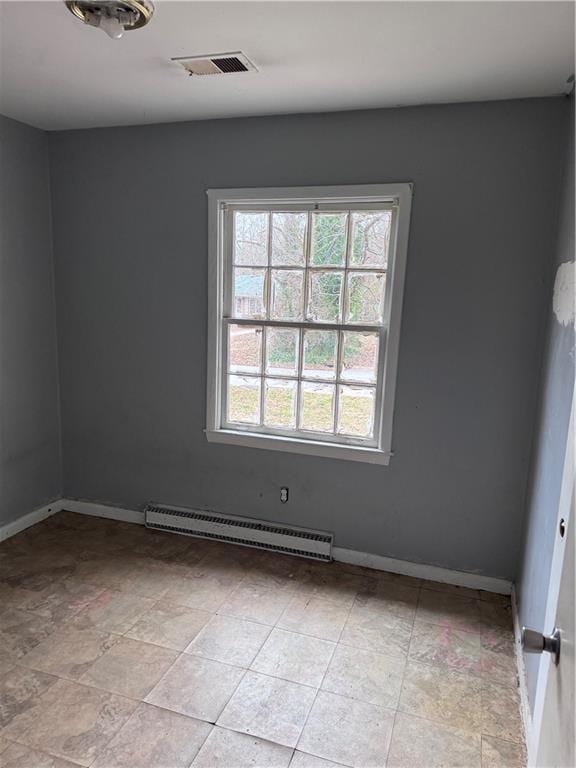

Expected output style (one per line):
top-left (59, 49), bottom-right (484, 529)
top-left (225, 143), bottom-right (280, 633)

top-left (280, 487), bottom-right (289, 503)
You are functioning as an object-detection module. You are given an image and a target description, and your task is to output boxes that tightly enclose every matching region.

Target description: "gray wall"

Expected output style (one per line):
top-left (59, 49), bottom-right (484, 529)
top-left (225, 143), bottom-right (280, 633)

top-left (48, 97), bottom-right (568, 580)
top-left (0, 115), bottom-right (61, 526)
top-left (518, 97), bottom-right (575, 708)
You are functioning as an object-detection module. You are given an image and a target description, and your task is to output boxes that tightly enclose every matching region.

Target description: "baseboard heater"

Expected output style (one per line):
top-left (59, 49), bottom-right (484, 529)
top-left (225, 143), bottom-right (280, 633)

top-left (144, 503), bottom-right (333, 562)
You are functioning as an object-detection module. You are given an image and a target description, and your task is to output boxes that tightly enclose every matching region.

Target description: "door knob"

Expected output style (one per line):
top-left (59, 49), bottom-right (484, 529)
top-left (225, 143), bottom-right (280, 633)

top-left (521, 627), bottom-right (561, 665)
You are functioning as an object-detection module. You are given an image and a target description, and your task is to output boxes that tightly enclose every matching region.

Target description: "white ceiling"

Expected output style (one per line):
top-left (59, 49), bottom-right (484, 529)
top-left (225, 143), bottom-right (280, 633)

top-left (0, 1), bottom-right (573, 131)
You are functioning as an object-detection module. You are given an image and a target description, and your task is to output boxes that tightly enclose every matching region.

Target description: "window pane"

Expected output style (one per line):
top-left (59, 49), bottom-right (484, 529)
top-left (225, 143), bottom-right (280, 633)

top-left (300, 382), bottom-right (335, 433)
top-left (340, 332), bottom-right (379, 384)
top-left (264, 379), bottom-right (297, 429)
top-left (350, 211), bottom-right (391, 268)
top-left (266, 328), bottom-right (299, 377)
top-left (337, 386), bottom-right (376, 438)
top-left (307, 271), bottom-right (343, 322)
top-left (271, 213), bottom-right (307, 266)
top-left (228, 324), bottom-right (262, 375)
top-left (233, 268), bottom-right (266, 319)
top-left (270, 270), bottom-right (304, 321)
top-left (346, 271), bottom-right (385, 324)
top-left (234, 212), bottom-right (269, 266)
top-left (310, 213), bottom-right (347, 266)
top-left (302, 330), bottom-right (337, 381)
top-left (227, 375), bottom-right (261, 424)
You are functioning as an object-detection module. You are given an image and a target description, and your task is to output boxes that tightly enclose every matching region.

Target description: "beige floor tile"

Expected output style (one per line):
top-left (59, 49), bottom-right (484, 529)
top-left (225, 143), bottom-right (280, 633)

top-left (114, 559), bottom-right (192, 601)
top-left (0, 608), bottom-right (58, 659)
top-left (481, 626), bottom-right (515, 654)
top-left (165, 573), bottom-right (238, 611)
top-left (186, 615), bottom-right (271, 667)
top-left (193, 551), bottom-right (252, 581)
top-left (241, 570), bottom-right (304, 597)
top-left (419, 581), bottom-right (481, 600)
top-left (339, 605), bottom-right (413, 658)
top-left (336, 565), bottom-right (420, 588)
top-left (480, 648), bottom-right (518, 688)
top-left (192, 546), bottom-right (250, 569)
top-left (0, 742), bottom-right (81, 767)
top-left (481, 735), bottom-right (525, 767)
top-left (299, 565), bottom-right (363, 608)
top-left (21, 627), bottom-right (120, 680)
top-left (0, 651), bottom-right (14, 676)
top-left (297, 690), bottom-right (395, 767)
top-left (71, 590), bottom-right (155, 634)
top-left (125, 601), bottom-right (211, 650)
top-left (387, 712), bottom-right (482, 768)
top-left (330, 562), bottom-right (376, 579)
top-left (479, 628), bottom-right (517, 687)
top-left (0, 666), bottom-right (57, 731)
top-left (353, 580), bottom-right (419, 620)
top-left (277, 596), bottom-right (349, 642)
top-left (244, 552), bottom-right (306, 593)
top-left (290, 752), bottom-right (345, 768)
top-left (5, 679), bottom-right (137, 767)
top-left (50, 511), bottom-right (105, 531)
top-left (79, 637), bottom-right (178, 699)
top-left (364, 570), bottom-right (423, 590)
top-left (251, 628), bottom-right (335, 687)
top-left (0, 583), bottom-right (47, 614)
top-left (18, 579), bottom-right (103, 624)
top-left (219, 583), bottom-right (293, 625)
top-left (478, 593), bottom-right (511, 607)
top-left (116, 528), bottom-right (201, 563)
top-left (91, 702), bottom-right (212, 768)
top-left (218, 671), bottom-right (316, 748)
top-left (416, 590), bottom-right (482, 634)
top-left (169, 538), bottom-right (219, 568)
top-left (409, 621), bottom-right (482, 675)
top-left (71, 556), bottom-right (135, 592)
top-left (192, 726), bottom-right (293, 768)
top-left (481, 681), bottom-right (523, 744)
top-left (322, 645), bottom-right (404, 709)
top-left (0, 553), bottom-right (76, 593)
top-left (399, 660), bottom-right (482, 733)
top-left (146, 654), bottom-right (245, 722)
top-left (0, 523), bottom-right (526, 760)
top-left (479, 602), bottom-right (513, 631)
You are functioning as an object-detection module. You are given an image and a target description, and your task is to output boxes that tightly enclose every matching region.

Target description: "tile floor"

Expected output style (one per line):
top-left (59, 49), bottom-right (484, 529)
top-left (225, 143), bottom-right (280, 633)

top-left (0, 512), bottom-right (526, 768)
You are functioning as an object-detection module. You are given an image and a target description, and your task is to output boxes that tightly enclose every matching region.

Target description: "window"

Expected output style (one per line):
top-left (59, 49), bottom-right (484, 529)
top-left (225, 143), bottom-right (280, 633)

top-left (206, 184), bottom-right (412, 464)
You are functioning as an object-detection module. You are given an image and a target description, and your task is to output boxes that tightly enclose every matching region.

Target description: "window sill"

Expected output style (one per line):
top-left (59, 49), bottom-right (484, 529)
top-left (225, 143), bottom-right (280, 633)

top-left (205, 428), bottom-right (392, 465)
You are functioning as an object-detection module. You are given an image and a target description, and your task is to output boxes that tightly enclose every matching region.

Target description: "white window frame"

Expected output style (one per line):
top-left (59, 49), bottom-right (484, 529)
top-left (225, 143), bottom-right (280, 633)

top-left (205, 184), bottom-right (413, 465)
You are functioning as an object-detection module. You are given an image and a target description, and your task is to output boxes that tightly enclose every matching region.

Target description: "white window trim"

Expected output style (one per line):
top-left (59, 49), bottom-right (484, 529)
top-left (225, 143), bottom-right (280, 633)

top-left (205, 183), bottom-right (413, 465)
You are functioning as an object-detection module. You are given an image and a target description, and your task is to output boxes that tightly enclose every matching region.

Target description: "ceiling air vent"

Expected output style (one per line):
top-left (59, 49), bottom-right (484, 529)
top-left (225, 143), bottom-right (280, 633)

top-left (172, 52), bottom-right (257, 76)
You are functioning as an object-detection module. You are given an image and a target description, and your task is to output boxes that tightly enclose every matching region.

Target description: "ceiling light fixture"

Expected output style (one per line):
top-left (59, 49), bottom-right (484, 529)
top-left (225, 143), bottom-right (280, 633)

top-left (65, 0), bottom-right (154, 39)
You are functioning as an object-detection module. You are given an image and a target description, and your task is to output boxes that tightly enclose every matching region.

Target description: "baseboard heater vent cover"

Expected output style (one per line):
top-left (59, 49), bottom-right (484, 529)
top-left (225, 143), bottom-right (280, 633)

top-left (144, 503), bottom-right (333, 562)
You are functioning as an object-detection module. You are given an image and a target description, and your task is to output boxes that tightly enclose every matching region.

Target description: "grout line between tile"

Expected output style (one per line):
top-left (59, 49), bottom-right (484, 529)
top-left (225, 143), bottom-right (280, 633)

top-left (292, 582), bottom-right (357, 756)
top-left (386, 584), bottom-right (423, 764)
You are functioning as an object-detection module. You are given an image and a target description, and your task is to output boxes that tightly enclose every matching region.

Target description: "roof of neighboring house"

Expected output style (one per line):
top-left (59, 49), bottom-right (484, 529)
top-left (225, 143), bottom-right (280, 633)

top-left (236, 274), bottom-right (263, 298)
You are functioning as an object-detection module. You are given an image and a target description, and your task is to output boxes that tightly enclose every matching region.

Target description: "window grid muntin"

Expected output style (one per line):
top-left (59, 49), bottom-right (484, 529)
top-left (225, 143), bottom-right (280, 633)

top-left (230, 211), bottom-right (388, 324)
top-left (222, 203), bottom-right (394, 448)
top-left (224, 322), bottom-right (382, 443)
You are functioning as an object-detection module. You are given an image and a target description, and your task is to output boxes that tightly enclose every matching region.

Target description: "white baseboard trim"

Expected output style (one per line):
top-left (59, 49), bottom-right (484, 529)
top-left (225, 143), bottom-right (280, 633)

top-left (333, 546), bottom-right (512, 595)
top-left (61, 498), bottom-right (145, 526)
top-left (511, 584), bottom-right (533, 763)
top-left (57, 498), bottom-right (511, 595)
top-left (0, 498), bottom-right (63, 543)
